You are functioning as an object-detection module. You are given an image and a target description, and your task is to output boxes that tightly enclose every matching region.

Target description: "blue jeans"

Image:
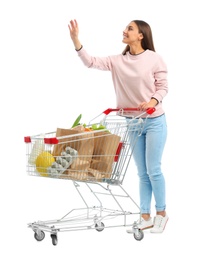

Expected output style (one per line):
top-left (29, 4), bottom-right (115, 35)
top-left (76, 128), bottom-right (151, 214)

top-left (128, 114), bottom-right (167, 214)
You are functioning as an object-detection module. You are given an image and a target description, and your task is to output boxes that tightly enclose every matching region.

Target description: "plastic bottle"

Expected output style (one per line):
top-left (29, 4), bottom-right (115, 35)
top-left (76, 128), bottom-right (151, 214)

top-left (28, 134), bottom-right (45, 165)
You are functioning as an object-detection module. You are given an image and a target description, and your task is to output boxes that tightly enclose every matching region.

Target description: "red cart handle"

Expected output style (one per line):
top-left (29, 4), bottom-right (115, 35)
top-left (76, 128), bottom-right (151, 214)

top-left (103, 107), bottom-right (156, 115)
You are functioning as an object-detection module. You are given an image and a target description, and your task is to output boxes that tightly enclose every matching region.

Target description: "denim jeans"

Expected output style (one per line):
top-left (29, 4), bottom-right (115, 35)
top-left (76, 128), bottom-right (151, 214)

top-left (127, 114), bottom-right (167, 214)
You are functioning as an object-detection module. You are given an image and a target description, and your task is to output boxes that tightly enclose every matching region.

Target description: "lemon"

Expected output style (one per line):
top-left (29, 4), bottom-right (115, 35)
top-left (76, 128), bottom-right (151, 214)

top-left (36, 151), bottom-right (55, 177)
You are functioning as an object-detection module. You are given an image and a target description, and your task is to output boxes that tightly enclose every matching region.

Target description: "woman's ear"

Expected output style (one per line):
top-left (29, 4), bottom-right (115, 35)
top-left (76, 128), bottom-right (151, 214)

top-left (138, 33), bottom-right (144, 40)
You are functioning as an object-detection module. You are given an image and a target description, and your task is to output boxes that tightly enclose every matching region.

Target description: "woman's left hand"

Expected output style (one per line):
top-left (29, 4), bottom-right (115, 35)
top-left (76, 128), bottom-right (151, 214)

top-left (138, 99), bottom-right (158, 111)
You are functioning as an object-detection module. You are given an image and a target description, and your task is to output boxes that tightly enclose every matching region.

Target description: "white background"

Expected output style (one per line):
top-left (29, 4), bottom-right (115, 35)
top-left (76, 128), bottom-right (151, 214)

top-left (1, 0), bottom-right (198, 259)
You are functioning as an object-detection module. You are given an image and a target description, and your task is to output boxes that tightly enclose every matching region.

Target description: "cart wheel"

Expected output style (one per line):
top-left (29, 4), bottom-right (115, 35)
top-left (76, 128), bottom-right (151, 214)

top-left (34, 230), bottom-right (45, 242)
top-left (95, 222), bottom-right (105, 232)
top-left (51, 234), bottom-right (58, 246)
top-left (134, 229), bottom-right (144, 241)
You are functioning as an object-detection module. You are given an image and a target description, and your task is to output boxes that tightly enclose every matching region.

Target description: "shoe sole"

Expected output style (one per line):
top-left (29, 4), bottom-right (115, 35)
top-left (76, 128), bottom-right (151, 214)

top-left (140, 225), bottom-right (154, 230)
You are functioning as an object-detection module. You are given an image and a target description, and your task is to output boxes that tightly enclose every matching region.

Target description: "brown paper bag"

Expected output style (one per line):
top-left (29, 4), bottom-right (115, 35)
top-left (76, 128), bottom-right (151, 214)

top-left (91, 131), bottom-right (121, 177)
top-left (88, 168), bottom-right (106, 181)
top-left (90, 159), bottom-right (109, 172)
top-left (64, 169), bottom-right (95, 181)
top-left (52, 127), bottom-right (94, 165)
top-left (70, 158), bottom-right (90, 170)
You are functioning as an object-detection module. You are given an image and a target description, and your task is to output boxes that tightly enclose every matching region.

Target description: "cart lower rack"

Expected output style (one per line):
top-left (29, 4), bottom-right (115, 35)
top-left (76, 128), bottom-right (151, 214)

top-left (25, 108), bottom-right (155, 245)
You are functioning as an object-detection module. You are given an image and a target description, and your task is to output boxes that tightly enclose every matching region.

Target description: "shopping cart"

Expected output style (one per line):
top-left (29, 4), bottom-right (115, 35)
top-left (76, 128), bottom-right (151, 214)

top-left (24, 107), bottom-right (155, 245)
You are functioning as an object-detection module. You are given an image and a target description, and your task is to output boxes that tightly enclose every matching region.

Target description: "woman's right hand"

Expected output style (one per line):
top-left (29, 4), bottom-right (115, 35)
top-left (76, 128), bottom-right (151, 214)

top-left (68, 19), bottom-right (82, 50)
top-left (68, 20), bottom-right (79, 40)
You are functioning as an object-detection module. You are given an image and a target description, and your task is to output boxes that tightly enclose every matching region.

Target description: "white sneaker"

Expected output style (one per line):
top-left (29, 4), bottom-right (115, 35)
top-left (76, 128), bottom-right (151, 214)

top-left (126, 217), bottom-right (153, 233)
top-left (150, 215), bottom-right (169, 233)
top-left (137, 217), bottom-right (153, 230)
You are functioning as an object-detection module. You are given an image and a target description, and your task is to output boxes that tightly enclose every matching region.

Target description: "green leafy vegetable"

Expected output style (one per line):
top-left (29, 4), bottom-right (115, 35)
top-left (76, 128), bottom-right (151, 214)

top-left (71, 114), bottom-right (82, 128)
top-left (91, 124), bottom-right (106, 130)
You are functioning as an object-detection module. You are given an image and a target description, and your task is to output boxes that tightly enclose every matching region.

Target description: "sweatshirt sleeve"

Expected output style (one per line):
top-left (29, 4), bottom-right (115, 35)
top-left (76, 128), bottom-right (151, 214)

top-left (77, 48), bottom-right (112, 71)
top-left (152, 56), bottom-right (168, 102)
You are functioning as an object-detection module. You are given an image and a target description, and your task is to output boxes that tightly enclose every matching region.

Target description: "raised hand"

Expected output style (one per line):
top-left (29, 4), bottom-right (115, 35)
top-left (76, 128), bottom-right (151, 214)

top-left (68, 19), bottom-right (82, 50)
top-left (68, 20), bottom-right (79, 40)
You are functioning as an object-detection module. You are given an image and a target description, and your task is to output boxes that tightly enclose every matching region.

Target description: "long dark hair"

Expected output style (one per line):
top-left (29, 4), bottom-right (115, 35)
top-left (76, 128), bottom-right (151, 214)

top-left (122, 20), bottom-right (155, 55)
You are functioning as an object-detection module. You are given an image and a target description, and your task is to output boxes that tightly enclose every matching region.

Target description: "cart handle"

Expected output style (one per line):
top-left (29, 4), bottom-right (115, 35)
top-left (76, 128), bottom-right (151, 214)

top-left (103, 107), bottom-right (156, 115)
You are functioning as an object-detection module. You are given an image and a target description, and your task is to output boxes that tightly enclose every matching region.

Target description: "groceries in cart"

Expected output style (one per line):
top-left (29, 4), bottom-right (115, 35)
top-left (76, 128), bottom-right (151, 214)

top-left (25, 113), bottom-right (122, 182)
top-left (25, 108), bottom-right (154, 183)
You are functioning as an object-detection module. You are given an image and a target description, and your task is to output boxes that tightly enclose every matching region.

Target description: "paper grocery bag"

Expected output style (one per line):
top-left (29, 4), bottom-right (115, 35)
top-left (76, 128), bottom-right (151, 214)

top-left (63, 170), bottom-right (94, 181)
top-left (52, 127), bottom-right (94, 164)
top-left (91, 131), bottom-right (121, 176)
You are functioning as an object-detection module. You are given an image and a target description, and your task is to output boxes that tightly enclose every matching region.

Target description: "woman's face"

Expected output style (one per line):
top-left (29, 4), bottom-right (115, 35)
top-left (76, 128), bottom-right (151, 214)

top-left (122, 21), bottom-right (143, 45)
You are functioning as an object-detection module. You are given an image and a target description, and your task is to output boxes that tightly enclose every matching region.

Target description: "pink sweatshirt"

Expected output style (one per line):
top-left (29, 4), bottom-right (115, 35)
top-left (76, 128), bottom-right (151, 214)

top-left (77, 48), bottom-right (168, 117)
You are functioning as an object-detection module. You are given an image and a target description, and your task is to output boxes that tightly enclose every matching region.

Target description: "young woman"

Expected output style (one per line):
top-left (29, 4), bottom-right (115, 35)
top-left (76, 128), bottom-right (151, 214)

top-left (68, 19), bottom-right (168, 233)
